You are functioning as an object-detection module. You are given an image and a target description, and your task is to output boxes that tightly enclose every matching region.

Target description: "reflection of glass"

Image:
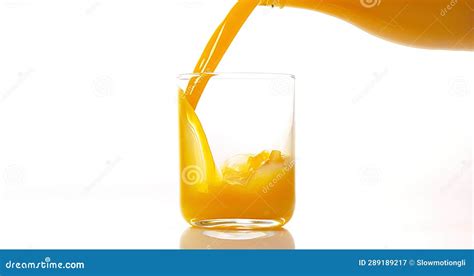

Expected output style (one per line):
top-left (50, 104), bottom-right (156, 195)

top-left (179, 73), bottom-right (295, 229)
top-left (180, 227), bottom-right (295, 249)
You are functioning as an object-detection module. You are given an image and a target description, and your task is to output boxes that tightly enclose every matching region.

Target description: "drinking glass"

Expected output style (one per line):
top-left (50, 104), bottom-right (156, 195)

top-left (178, 72), bottom-right (295, 229)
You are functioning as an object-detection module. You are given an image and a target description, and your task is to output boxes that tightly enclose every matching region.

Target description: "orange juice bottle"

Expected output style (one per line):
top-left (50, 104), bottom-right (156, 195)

top-left (185, 0), bottom-right (473, 108)
top-left (262, 0), bottom-right (473, 50)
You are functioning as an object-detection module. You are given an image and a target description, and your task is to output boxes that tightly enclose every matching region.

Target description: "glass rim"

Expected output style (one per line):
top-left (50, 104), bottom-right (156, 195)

top-left (177, 72), bottom-right (295, 80)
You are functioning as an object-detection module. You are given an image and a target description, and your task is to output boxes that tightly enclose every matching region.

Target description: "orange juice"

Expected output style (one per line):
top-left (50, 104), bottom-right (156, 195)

top-left (273, 0), bottom-right (473, 51)
top-left (180, 0), bottom-right (295, 229)
top-left (185, 0), bottom-right (473, 108)
top-left (179, 84), bottom-right (295, 229)
top-left (180, 0), bottom-right (473, 229)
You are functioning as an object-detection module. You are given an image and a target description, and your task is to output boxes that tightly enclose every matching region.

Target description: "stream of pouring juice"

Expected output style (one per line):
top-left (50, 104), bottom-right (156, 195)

top-left (180, 111), bottom-right (295, 228)
top-left (180, 83), bottom-right (295, 227)
top-left (180, 0), bottom-right (473, 228)
top-left (186, 0), bottom-right (473, 107)
top-left (180, 0), bottom-right (294, 228)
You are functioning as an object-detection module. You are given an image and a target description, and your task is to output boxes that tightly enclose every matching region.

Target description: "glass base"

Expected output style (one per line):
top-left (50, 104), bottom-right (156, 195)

top-left (190, 218), bottom-right (285, 230)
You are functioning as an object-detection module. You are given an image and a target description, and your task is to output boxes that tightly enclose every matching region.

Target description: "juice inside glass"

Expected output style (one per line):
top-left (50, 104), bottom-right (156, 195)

top-left (179, 73), bottom-right (295, 229)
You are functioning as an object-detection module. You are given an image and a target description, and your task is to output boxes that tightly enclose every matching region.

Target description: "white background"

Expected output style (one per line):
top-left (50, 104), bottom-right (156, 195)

top-left (0, 0), bottom-right (472, 249)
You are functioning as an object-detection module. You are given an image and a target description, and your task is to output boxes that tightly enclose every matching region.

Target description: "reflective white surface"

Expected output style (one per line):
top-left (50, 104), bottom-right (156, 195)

top-left (180, 228), bottom-right (295, 249)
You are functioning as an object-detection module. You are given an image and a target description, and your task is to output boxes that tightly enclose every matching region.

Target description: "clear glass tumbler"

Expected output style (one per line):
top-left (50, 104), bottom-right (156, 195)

top-left (178, 72), bottom-right (295, 229)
